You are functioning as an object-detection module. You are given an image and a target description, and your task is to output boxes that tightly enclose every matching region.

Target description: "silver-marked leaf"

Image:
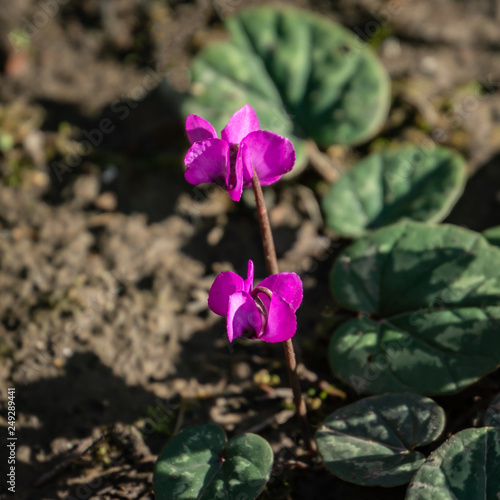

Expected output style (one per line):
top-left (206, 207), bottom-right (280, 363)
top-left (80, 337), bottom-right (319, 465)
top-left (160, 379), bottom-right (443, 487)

top-left (153, 425), bottom-right (273, 500)
top-left (183, 6), bottom-right (390, 173)
top-left (406, 427), bottom-right (500, 500)
top-left (316, 393), bottom-right (445, 487)
top-left (322, 147), bottom-right (466, 237)
top-left (329, 221), bottom-right (500, 395)
top-left (484, 393), bottom-right (500, 427)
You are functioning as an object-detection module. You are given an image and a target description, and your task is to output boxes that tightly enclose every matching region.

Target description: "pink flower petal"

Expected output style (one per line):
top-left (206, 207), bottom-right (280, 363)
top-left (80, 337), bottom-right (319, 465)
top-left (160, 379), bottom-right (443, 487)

top-left (227, 148), bottom-right (244, 202)
top-left (244, 260), bottom-right (254, 293)
top-left (221, 105), bottom-right (260, 145)
top-left (238, 142), bottom-right (254, 186)
top-left (227, 291), bottom-right (262, 342)
top-left (184, 138), bottom-right (232, 190)
top-left (185, 115), bottom-right (217, 144)
top-left (258, 273), bottom-right (303, 311)
top-left (208, 271), bottom-right (245, 316)
top-left (259, 293), bottom-right (297, 342)
top-left (241, 131), bottom-right (295, 187)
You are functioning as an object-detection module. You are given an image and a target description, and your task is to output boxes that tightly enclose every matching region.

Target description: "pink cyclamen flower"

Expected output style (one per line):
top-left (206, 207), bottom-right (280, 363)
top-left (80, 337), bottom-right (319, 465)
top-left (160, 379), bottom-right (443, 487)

top-left (208, 260), bottom-right (303, 343)
top-left (184, 105), bottom-right (296, 201)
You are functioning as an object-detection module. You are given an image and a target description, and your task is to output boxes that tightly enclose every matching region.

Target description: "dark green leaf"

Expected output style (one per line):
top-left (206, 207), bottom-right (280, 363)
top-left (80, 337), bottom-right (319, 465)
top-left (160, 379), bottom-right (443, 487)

top-left (322, 146), bottom-right (466, 237)
top-left (154, 425), bottom-right (273, 500)
top-left (329, 222), bottom-right (500, 395)
top-left (183, 6), bottom-right (390, 172)
top-left (406, 427), bottom-right (500, 500)
top-left (483, 226), bottom-right (500, 248)
top-left (316, 393), bottom-right (445, 487)
top-left (484, 394), bottom-right (500, 427)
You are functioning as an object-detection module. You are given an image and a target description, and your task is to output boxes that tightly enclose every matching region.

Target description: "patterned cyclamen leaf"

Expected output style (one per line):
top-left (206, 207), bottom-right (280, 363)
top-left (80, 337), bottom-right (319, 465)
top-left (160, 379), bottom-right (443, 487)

top-left (329, 221), bottom-right (500, 395)
top-left (406, 427), bottom-right (500, 500)
top-left (316, 393), bottom-right (445, 487)
top-left (154, 425), bottom-right (273, 500)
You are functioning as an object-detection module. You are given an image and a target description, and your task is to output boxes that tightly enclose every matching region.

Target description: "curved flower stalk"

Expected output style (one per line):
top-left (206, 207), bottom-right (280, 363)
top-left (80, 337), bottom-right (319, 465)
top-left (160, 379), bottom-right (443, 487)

top-left (208, 260), bottom-right (303, 343)
top-left (184, 105), bottom-right (295, 201)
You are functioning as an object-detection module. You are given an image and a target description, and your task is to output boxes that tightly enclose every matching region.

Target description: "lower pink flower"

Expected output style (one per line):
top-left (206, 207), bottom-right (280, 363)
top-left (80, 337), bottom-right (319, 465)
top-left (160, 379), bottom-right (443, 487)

top-left (208, 260), bottom-right (303, 343)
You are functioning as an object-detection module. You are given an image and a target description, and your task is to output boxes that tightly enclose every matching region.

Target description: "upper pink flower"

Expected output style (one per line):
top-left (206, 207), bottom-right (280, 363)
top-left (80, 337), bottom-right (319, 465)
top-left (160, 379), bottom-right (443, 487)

top-left (208, 260), bottom-right (303, 343)
top-left (184, 105), bottom-right (296, 201)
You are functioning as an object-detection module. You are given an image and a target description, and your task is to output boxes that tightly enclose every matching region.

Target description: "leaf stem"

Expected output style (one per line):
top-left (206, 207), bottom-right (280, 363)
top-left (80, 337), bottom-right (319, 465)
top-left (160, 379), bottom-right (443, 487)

top-left (251, 169), bottom-right (316, 454)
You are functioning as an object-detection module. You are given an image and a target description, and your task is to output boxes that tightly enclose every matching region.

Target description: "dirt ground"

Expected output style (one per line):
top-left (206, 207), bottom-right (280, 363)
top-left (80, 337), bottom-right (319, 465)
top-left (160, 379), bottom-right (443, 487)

top-left (0, 1), bottom-right (500, 499)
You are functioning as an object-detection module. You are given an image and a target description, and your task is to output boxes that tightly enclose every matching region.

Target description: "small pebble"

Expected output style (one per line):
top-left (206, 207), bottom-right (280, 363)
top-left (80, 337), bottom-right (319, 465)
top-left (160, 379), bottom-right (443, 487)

top-left (207, 225), bottom-right (224, 246)
top-left (27, 170), bottom-right (50, 189)
top-left (95, 191), bottom-right (117, 211)
top-left (17, 445), bottom-right (31, 463)
top-left (382, 37), bottom-right (401, 59)
top-left (61, 347), bottom-right (73, 358)
top-left (53, 357), bottom-right (64, 368)
top-left (73, 175), bottom-right (99, 203)
top-left (419, 56), bottom-right (438, 76)
top-left (233, 361), bottom-right (251, 380)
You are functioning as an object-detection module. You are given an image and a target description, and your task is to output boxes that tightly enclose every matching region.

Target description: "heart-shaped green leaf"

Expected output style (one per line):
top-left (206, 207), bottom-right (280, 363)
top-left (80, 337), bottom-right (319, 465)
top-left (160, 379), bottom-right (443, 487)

top-left (183, 6), bottom-right (390, 172)
top-left (316, 393), bottom-right (445, 487)
top-left (483, 226), bottom-right (500, 248)
top-left (405, 427), bottom-right (500, 500)
top-left (322, 146), bottom-right (466, 237)
top-left (329, 221), bottom-right (500, 395)
top-left (153, 425), bottom-right (273, 500)
top-left (484, 393), bottom-right (500, 427)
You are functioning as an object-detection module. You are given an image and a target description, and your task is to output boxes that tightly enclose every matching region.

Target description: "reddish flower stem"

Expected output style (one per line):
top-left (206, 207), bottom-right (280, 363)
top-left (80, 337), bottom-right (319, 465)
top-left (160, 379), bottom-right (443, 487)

top-left (251, 169), bottom-right (316, 454)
